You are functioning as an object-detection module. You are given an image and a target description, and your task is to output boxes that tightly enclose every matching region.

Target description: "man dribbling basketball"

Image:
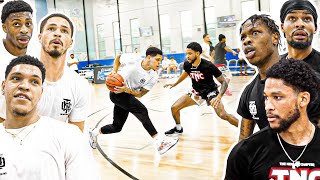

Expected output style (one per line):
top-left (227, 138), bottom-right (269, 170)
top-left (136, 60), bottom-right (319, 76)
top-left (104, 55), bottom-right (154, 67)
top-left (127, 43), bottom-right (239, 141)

top-left (89, 47), bottom-right (179, 155)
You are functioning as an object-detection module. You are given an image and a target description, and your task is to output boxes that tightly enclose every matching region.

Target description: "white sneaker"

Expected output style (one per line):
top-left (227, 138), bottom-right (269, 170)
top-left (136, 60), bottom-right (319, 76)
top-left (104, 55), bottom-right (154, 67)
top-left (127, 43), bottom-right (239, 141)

top-left (89, 128), bottom-right (98, 149)
top-left (155, 136), bottom-right (179, 155)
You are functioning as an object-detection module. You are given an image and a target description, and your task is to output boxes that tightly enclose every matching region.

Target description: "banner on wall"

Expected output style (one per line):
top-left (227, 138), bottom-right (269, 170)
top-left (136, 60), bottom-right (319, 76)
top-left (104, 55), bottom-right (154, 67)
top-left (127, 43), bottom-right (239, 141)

top-left (217, 15), bottom-right (236, 28)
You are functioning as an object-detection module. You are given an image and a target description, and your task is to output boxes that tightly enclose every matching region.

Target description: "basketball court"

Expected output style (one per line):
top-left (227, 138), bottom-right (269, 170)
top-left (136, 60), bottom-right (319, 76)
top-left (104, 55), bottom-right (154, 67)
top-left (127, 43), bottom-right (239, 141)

top-left (87, 75), bottom-right (253, 179)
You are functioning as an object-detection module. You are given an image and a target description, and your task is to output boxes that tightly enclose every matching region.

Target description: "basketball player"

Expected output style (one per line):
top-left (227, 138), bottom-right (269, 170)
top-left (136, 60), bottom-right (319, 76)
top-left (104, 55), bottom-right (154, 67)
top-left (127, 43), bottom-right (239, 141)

top-left (201, 33), bottom-right (213, 61)
top-left (37, 13), bottom-right (90, 132)
top-left (214, 34), bottom-right (237, 96)
top-left (236, 14), bottom-right (280, 141)
top-left (0, 0), bottom-right (35, 121)
top-left (0, 55), bottom-right (99, 180)
top-left (237, 48), bottom-right (248, 76)
top-left (280, 0), bottom-right (320, 125)
top-left (225, 59), bottom-right (320, 180)
top-left (164, 42), bottom-right (238, 136)
top-left (89, 47), bottom-right (179, 155)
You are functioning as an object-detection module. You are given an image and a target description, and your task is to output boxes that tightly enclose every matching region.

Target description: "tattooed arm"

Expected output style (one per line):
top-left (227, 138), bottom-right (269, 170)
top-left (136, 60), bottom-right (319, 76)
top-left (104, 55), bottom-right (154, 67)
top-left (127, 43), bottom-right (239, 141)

top-left (238, 118), bottom-right (255, 142)
top-left (210, 75), bottom-right (228, 109)
top-left (216, 75), bottom-right (228, 96)
top-left (124, 87), bottom-right (149, 98)
top-left (114, 84), bottom-right (150, 98)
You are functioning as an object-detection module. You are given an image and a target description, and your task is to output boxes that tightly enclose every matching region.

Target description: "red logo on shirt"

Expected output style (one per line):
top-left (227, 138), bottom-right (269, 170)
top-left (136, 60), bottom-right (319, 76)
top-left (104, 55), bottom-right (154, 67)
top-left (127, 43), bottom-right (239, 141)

top-left (189, 71), bottom-right (204, 82)
top-left (269, 167), bottom-right (320, 180)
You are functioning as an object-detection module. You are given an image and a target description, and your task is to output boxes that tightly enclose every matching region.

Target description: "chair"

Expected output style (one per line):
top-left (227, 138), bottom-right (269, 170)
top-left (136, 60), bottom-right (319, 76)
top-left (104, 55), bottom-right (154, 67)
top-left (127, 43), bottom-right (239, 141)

top-left (227, 59), bottom-right (238, 74)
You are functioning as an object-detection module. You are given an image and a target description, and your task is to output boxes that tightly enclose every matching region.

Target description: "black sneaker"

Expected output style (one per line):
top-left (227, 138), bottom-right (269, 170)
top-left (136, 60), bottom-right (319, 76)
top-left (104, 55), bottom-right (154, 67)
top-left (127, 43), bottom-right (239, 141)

top-left (165, 127), bottom-right (183, 135)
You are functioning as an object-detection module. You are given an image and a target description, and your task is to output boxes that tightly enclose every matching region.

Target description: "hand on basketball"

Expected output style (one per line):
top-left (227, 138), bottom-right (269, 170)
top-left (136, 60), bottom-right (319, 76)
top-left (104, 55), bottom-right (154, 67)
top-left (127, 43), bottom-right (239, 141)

top-left (210, 95), bottom-right (222, 108)
top-left (113, 82), bottom-right (126, 94)
top-left (109, 70), bottom-right (116, 75)
top-left (163, 83), bottom-right (175, 89)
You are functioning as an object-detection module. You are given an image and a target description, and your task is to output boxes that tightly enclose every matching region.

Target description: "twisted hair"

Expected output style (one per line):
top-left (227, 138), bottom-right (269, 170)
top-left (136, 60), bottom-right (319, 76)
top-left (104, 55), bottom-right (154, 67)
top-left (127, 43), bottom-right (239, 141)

top-left (240, 14), bottom-right (281, 46)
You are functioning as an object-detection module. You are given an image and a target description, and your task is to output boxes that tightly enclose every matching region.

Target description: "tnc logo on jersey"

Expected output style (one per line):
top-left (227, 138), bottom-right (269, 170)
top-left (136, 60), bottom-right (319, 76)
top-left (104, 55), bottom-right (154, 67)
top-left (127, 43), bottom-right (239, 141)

top-left (269, 167), bottom-right (320, 180)
top-left (189, 71), bottom-right (204, 82)
top-left (249, 101), bottom-right (259, 120)
top-left (61, 99), bottom-right (72, 115)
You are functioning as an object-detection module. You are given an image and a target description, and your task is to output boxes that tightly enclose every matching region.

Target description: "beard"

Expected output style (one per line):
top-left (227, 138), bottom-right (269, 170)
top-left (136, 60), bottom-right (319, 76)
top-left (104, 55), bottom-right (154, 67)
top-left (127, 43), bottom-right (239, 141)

top-left (17, 44), bottom-right (28, 50)
top-left (13, 110), bottom-right (27, 117)
top-left (287, 33), bottom-right (313, 49)
top-left (48, 49), bottom-right (62, 58)
top-left (271, 103), bottom-right (301, 133)
top-left (189, 57), bottom-right (196, 64)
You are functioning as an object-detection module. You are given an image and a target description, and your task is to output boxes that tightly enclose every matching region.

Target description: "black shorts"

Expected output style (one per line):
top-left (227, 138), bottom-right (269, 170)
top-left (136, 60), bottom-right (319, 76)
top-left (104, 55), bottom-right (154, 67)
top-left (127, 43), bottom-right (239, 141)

top-left (187, 89), bottom-right (219, 106)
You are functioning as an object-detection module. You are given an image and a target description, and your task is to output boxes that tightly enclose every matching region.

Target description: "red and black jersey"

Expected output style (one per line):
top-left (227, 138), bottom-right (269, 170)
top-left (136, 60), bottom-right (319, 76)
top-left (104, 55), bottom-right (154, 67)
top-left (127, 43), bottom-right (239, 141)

top-left (184, 59), bottom-right (222, 99)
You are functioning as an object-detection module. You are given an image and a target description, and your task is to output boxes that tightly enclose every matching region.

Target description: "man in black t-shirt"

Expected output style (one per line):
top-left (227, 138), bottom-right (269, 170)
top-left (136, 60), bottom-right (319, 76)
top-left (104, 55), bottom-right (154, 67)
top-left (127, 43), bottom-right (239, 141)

top-left (234, 14), bottom-right (281, 141)
top-left (214, 34), bottom-right (237, 96)
top-left (163, 42), bottom-right (238, 135)
top-left (280, 0), bottom-right (320, 125)
top-left (225, 59), bottom-right (320, 180)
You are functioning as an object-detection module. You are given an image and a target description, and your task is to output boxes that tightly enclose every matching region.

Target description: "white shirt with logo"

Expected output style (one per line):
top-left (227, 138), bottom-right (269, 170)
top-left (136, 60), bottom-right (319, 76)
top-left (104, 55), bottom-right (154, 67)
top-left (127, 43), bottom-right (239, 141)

top-left (0, 116), bottom-right (100, 180)
top-left (118, 53), bottom-right (158, 91)
top-left (37, 67), bottom-right (90, 122)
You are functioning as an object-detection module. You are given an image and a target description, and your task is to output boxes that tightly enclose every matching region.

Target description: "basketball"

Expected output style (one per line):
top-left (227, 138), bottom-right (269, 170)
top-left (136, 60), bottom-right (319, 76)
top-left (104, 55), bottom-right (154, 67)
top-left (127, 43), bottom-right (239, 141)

top-left (106, 73), bottom-right (124, 92)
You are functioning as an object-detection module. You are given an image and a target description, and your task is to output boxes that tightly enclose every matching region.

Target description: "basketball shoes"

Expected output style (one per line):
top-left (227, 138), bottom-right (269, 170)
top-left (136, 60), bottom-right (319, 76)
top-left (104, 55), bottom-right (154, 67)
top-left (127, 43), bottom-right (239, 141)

top-left (155, 136), bottom-right (179, 155)
top-left (89, 128), bottom-right (98, 149)
top-left (165, 127), bottom-right (183, 135)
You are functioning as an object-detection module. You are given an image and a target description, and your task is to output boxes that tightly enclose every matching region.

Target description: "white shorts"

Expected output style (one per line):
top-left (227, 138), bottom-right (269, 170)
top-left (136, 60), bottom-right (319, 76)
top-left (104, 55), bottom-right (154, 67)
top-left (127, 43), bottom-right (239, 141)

top-left (215, 64), bottom-right (232, 80)
top-left (187, 89), bottom-right (218, 106)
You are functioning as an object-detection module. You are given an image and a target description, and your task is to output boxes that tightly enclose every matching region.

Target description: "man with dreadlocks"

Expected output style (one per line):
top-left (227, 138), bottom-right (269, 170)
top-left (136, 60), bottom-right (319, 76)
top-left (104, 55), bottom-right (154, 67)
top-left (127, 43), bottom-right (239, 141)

top-left (280, 0), bottom-right (320, 126)
top-left (236, 14), bottom-right (281, 141)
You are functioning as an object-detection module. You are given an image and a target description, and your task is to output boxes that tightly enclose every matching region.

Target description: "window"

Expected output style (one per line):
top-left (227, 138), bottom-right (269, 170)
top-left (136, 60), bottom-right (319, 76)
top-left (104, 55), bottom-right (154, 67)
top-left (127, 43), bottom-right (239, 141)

top-left (113, 21), bottom-right (121, 56)
top-left (180, 11), bottom-right (192, 50)
top-left (241, 1), bottom-right (256, 20)
top-left (52, 0), bottom-right (89, 60)
top-left (204, 6), bottom-right (216, 45)
top-left (160, 14), bottom-right (171, 54)
top-left (130, 18), bottom-right (140, 53)
top-left (96, 24), bottom-right (106, 59)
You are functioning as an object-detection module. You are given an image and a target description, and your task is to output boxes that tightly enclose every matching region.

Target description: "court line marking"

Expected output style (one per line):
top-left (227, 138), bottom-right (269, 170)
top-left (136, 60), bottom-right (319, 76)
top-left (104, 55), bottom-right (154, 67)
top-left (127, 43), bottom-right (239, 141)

top-left (88, 107), bottom-right (109, 117)
top-left (94, 113), bottom-right (140, 180)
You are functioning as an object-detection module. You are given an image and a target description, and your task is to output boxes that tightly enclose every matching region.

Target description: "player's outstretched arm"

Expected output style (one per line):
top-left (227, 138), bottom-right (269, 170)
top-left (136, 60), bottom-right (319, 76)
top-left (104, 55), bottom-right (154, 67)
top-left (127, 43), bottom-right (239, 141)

top-left (238, 118), bottom-right (255, 142)
top-left (224, 46), bottom-right (238, 56)
top-left (112, 54), bottom-right (122, 73)
top-left (164, 71), bottom-right (188, 88)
